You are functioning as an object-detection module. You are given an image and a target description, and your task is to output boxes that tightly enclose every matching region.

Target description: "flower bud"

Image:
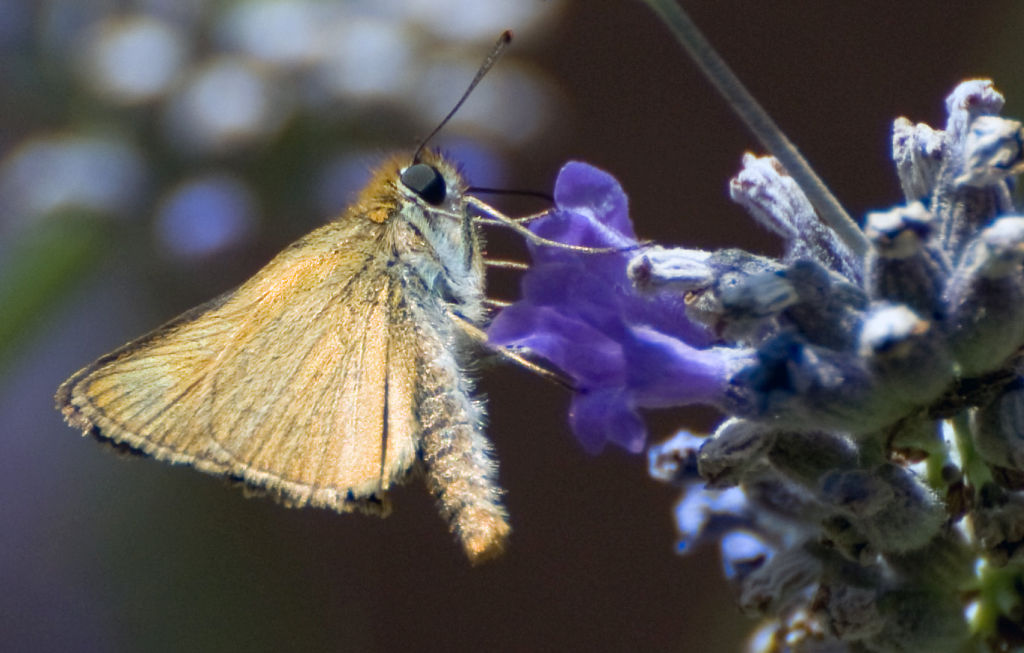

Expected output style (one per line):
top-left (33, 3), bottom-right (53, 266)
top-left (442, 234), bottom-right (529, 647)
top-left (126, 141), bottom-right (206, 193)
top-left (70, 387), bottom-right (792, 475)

top-left (698, 418), bottom-right (776, 488)
top-left (955, 115), bottom-right (1024, 188)
top-left (971, 483), bottom-right (1024, 565)
top-left (730, 154), bottom-right (858, 281)
top-left (736, 541), bottom-right (821, 616)
top-left (627, 246), bottom-right (713, 292)
top-left (780, 259), bottom-right (867, 351)
top-left (892, 116), bottom-right (944, 203)
top-left (815, 581), bottom-right (883, 641)
top-left (944, 216), bottom-right (1024, 376)
top-left (859, 303), bottom-right (952, 406)
top-left (821, 463), bottom-right (945, 555)
top-left (766, 430), bottom-right (858, 488)
top-left (862, 589), bottom-right (968, 653)
top-left (971, 378), bottom-right (1024, 474)
top-left (864, 202), bottom-right (948, 319)
top-left (732, 335), bottom-right (907, 433)
top-left (934, 80), bottom-right (1009, 258)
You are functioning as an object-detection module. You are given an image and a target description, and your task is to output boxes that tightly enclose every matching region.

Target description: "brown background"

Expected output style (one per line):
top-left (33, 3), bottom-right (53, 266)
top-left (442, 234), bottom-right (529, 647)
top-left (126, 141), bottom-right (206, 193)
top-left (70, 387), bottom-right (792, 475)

top-left (5, 2), bottom-right (1022, 651)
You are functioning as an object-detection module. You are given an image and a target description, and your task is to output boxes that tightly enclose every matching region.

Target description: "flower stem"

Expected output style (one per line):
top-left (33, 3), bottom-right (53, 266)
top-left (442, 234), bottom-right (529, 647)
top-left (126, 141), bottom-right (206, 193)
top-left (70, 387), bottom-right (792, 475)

top-left (640, 0), bottom-right (870, 258)
top-left (949, 412), bottom-right (992, 490)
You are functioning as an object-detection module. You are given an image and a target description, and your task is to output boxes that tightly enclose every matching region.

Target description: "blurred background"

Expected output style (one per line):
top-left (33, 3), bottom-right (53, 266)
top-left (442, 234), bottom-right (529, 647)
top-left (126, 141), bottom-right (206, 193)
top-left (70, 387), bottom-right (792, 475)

top-left (3, 1), bottom-right (1023, 651)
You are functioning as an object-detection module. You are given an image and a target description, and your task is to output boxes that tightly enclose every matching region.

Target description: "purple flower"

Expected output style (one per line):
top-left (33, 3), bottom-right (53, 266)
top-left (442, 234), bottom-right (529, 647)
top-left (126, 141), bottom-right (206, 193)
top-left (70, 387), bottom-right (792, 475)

top-left (720, 530), bottom-right (774, 580)
top-left (488, 161), bottom-right (751, 452)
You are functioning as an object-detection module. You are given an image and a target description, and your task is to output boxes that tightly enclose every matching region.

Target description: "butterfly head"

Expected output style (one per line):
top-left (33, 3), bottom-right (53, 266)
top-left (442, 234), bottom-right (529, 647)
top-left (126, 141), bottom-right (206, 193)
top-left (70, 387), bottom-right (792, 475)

top-left (346, 150), bottom-right (484, 319)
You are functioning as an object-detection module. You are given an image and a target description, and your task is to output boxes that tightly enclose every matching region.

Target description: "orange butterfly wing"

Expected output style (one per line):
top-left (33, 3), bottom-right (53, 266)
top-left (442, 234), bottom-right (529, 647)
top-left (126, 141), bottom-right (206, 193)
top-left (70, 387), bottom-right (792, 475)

top-left (57, 218), bottom-right (420, 514)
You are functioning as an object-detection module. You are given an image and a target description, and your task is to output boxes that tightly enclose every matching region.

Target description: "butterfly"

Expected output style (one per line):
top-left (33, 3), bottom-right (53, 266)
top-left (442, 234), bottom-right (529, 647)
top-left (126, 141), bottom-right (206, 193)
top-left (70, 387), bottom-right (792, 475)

top-left (47, 9), bottom-right (536, 564)
top-left (56, 147), bottom-right (512, 563)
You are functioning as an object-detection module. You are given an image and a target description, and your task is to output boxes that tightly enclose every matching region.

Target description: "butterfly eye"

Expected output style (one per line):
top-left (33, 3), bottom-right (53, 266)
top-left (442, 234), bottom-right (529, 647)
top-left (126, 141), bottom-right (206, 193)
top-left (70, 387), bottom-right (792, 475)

top-left (400, 163), bottom-right (447, 206)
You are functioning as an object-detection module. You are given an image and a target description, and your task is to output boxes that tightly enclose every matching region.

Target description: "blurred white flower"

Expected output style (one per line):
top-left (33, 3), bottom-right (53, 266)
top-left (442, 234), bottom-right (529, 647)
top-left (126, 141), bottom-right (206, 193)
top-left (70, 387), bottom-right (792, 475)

top-left (413, 61), bottom-right (555, 145)
top-left (0, 134), bottom-right (147, 230)
top-left (217, 0), bottom-right (324, 68)
top-left (80, 15), bottom-right (189, 104)
top-left (163, 56), bottom-right (289, 153)
top-left (398, 0), bottom-right (562, 42)
top-left (314, 17), bottom-right (415, 101)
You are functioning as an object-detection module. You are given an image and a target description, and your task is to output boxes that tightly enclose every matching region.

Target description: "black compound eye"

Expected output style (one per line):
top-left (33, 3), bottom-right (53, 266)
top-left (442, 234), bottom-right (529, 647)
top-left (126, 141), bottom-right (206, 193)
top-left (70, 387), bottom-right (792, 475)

top-left (400, 163), bottom-right (447, 206)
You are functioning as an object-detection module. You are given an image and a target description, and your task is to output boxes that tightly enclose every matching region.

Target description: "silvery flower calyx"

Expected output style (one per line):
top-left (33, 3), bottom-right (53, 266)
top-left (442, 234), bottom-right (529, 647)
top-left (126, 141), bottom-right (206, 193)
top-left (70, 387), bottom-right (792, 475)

top-left (489, 80), bottom-right (1024, 651)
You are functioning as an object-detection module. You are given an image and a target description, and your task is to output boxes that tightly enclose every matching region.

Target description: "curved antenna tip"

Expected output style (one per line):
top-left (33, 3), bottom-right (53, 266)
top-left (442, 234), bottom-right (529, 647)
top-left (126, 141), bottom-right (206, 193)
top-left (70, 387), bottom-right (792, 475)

top-left (412, 30), bottom-right (515, 164)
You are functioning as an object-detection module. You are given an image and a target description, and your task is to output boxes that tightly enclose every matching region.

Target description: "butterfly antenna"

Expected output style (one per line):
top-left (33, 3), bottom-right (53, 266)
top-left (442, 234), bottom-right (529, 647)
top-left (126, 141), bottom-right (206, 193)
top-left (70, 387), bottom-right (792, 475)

top-left (412, 30), bottom-right (514, 164)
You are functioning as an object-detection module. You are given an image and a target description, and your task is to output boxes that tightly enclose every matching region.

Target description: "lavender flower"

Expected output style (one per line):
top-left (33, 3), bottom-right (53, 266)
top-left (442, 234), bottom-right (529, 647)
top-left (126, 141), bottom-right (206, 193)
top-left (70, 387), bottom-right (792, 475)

top-left (488, 162), bottom-right (754, 452)
top-left (489, 80), bottom-right (1024, 651)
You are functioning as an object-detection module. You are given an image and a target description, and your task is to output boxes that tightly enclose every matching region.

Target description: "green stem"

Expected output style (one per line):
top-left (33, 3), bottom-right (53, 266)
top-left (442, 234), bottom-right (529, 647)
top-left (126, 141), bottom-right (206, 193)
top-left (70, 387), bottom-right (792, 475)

top-left (970, 561), bottom-right (1024, 643)
top-left (949, 412), bottom-right (991, 489)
